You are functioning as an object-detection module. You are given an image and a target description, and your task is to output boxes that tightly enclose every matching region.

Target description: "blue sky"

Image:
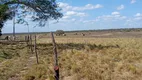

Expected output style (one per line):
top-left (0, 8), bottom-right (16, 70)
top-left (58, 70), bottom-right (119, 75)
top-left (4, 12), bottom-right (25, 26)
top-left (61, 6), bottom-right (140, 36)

top-left (2, 0), bottom-right (142, 33)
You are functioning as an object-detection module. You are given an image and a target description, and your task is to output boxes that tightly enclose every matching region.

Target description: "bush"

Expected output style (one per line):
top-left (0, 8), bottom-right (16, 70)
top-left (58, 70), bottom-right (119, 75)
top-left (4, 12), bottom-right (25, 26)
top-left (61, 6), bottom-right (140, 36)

top-left (55, 30), bottom-right (64, 36)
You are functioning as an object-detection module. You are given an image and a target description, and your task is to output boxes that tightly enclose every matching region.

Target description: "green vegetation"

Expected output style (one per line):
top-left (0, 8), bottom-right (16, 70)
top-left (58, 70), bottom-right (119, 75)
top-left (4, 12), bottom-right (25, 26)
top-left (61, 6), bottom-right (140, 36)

top-left (0, 4), bottom-right (12, 36)
top-left (55, 30), bottom-right (65, 36)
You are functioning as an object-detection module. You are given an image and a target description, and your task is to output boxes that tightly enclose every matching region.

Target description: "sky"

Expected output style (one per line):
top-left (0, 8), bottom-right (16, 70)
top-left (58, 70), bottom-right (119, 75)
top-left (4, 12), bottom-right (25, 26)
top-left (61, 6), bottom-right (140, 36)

top-left (2, 0), bottom-right (142, 33)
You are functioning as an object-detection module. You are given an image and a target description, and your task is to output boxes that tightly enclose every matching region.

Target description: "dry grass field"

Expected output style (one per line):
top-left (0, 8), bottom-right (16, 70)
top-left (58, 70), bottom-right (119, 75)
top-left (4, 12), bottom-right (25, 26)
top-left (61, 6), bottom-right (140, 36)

top-left (0, 31), bottom-right (142, 80)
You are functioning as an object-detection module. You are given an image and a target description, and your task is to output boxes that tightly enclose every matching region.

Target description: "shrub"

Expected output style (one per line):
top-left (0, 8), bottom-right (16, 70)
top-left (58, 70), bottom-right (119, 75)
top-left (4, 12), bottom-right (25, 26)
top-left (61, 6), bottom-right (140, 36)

top-left (55, 30), bottom-right (65, 36)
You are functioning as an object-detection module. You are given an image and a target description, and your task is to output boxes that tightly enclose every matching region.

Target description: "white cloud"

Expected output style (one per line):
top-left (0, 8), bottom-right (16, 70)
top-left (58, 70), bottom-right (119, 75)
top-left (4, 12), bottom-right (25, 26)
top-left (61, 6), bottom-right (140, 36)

top-left (58, 2), bottom-right (72, 12)
top-left (58, 2), bottom-right (68, 8)
top-left (58, 2), bottom-right (103, 11)
top-left (111, 12), bottom-right (120, 15)
top-left (58, 2), bottom-right (103, 23)
top-left (57, 2), bottom-right (141, 29)
top-left (71, 18), bottom-right (76, 21)
top-left (125, 18), bottom-right (142, 27)
top-left (73, 4), bottom-right (103, 11)
top-left (82, 19), bottom-right (98, 24)
top-left (124, 13), bottom-right (142, 27)
top-left (54, 12), bottom-right (142, 30)
top-left (66, 11), bottom-right (76, 16)
top-left (61, 11), bottom-right (127, 24)
top-left (65, 11), bottom-right (87, 17)
top-left (131, 0), bottom-right (136, 4)
top-left (134, 13), bottom-right (142, 20)
top-left (62, 16), bottom-right (70, 19)
top-left (134, 17), bottom-right (142, 20)
top-left (117, 5), bottom-right (125, 10)
top-left (60, 11), bottom-right (87, 22)
top-left (135, 13), bottom-right (142, 17)
top-left (96, 12), bottom-right (126, 21)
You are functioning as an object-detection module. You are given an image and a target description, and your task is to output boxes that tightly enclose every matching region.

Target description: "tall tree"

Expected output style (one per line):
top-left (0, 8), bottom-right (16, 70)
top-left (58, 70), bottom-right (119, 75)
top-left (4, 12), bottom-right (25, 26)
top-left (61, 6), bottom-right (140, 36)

top-left (0, 0), bottom-right (63, 36)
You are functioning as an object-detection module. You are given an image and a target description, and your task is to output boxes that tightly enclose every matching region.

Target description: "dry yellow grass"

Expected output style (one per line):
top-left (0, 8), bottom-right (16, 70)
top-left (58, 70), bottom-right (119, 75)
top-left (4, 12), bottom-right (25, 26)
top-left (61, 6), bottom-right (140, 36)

top-left (37, 37), bottom-right (142, 80)
top-left (0, 37), bottom-right (142, 80)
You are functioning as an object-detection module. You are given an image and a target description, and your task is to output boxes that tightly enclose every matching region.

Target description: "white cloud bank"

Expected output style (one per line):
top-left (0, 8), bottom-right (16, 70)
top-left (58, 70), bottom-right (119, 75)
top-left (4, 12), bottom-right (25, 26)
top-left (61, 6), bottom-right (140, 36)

top-left (56, 2), bottom-right (141, 30)
top-left (135, 13), bottom-right (142, 17)
top-left (62, 11), bottom-right (87, 19)
top-left (96, 12), bottom-right (126, 21)
top-left (117, 5), bottom-right (125, 10)
top-left (66, 11), bottom-right (87, 17)
top-left (134, 13), bottom-right (142, 20)
top-left (131, 0), bottom-right (136, 4)
top-left (58, 2), bottom-right (103, 11)
top-left (111, 12), bottom-right (120, 15)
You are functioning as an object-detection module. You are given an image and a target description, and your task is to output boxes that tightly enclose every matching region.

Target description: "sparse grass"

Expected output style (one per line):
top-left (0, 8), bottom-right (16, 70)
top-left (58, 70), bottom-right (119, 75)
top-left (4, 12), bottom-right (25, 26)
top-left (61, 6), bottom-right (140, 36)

top-left (0, 38), bottom-right (142, 80)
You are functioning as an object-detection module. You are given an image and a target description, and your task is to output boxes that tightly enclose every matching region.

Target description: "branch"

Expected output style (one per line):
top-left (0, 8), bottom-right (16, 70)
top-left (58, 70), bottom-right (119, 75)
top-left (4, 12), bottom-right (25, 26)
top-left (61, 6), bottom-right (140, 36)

top-left (4, 1), bottom-right (39, 12)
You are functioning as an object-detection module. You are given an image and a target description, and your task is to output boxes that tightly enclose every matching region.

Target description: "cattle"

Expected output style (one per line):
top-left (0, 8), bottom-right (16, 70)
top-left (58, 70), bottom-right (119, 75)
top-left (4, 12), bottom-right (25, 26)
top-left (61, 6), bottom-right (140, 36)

top-left (63, 34), bottom-right (66, 36)
top-left (82, 33), bottom-right (85, 36)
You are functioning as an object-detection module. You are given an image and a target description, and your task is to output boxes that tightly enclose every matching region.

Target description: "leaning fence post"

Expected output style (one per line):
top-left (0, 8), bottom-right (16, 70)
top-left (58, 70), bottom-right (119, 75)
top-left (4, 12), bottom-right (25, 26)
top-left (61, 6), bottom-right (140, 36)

top-left (51, 32), bottom-right (59, 80)
top-left (34, 34), bottom-right (39, 64)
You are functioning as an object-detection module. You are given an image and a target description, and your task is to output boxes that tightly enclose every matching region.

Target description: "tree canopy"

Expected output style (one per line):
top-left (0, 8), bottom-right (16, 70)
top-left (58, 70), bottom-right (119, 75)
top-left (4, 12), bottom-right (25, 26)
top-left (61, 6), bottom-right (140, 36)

top-left (55, 30), bottom-right (65, 36)
top-left (0, 0), bottom-right (63, 36)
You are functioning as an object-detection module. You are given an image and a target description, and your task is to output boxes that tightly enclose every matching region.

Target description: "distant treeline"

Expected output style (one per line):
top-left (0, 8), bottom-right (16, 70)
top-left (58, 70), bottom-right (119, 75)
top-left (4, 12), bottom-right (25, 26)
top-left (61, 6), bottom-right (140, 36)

top-left (65, 28), bottom-right (142, 33)
top-left (2, 28), bottom-right (142, 35)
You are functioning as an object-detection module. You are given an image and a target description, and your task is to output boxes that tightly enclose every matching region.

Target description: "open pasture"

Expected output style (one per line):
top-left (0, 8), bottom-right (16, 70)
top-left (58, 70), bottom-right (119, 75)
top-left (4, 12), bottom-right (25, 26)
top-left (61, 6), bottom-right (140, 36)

top-left (0, 31), bottom-right (142, 80)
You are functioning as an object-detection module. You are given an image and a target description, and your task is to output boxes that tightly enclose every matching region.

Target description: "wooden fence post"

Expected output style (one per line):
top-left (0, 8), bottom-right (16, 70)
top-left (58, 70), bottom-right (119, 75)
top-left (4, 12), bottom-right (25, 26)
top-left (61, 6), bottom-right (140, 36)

top-left (34, 34), bottom-right (39, 64)
top-left (30, 35), bottom-right (33, 54)
top-left (26, 36), bottom-right (29, 52)
top-left (51, 32), bottom-right (59, 80)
